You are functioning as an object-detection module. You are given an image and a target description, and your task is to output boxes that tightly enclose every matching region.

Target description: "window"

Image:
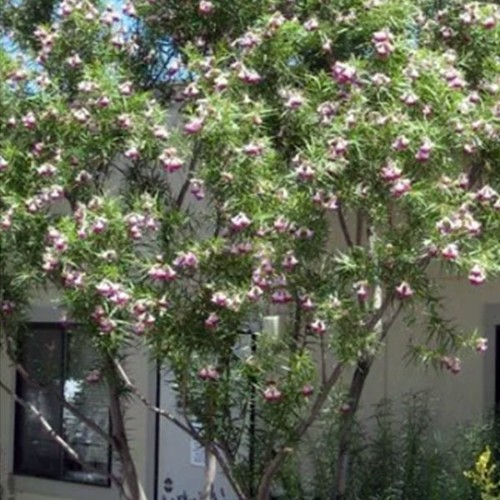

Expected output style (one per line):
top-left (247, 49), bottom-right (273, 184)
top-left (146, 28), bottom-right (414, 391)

top-left (14, 323), bottom-right (111, 486)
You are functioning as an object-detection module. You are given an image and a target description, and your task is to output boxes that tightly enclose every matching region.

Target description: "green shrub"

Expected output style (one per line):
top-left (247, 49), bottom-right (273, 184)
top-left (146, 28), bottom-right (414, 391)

top-left (277, 392), bottom-right (500, 500)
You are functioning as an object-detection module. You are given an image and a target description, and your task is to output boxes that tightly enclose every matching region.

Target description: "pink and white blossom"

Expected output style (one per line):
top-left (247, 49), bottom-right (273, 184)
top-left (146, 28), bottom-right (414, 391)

top-left (468, 264), bottom-right (486, 286)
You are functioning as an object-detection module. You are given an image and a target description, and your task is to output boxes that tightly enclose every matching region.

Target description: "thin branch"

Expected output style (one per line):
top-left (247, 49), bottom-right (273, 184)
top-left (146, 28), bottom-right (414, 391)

top-left (209, 444), bottom-right (247, 500)
top-left (320, 334), bottom-right (327, 385)
top-left (0, 379), bottom-right (123, 492)
top-left (114, 360), bottom-right (195, 436)
top-left (295, 361), bottom-right (344, 437)
top-left (176, 141), bottom-right (201, 209)
top-left (355, 209), bottom-right (364, 246)
top-left (337, 205), bottom-right (353, 248)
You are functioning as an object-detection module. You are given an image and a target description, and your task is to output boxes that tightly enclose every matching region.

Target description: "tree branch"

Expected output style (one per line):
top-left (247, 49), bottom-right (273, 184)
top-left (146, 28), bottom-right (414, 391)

top-left (176, 141), bottom-right (201, 209)
top-left (114, 360), bottom-right (195, 437)
top-left (337, 205), bottom-right (353, 248)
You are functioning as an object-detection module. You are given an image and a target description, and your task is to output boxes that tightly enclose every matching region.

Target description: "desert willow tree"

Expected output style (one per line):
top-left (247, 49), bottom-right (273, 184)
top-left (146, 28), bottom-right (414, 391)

top-left (1, 0), bottom-right (500, 499)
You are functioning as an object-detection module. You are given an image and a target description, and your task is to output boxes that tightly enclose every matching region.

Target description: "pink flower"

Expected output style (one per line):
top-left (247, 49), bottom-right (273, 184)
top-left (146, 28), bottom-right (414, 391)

top-left (36, 163), bottom-right (57, 177)
top-left (482, 16), bottom-right (496, 29)
top-left (0, 301), bottom-right (15, 316)
top-left (119, 81), bottom-right (133, 96)
top-left (300, 296), bottom-right (316, 311)
top-left (355, 282), bottom-right (369, 301)
top-left (390, 178), bottom-right (411, 198)
top-left (415, 141), bottom-right (433, 162)
top-left (214, 74), bottom-right (229, 92)
top-left (22, 112), bottom-right (37, 129)
top-left (98, 317), bottom-right (117, 334)
top-left (0, 156), bottom-right (8, 172)
top-left (247, 286), bottom-right (264, 302)
top-left (331, 62), bottom-right (357, 85)
top-left (184, 117), bottom-right (204, 135)
top-left (96, 96), bottom-right (111, 108)
top-left (371, 73), bottom-right (391, 86)
top-left (204, 312), bottom-right (220, 329)
top-left (372, 30), bottom-right (395, 59)
top-left (309, 319), bottom-right (326, 335)
top-left (294, 227), bottom-right (314, 240)
top-left (475, 185), bottom-right (497, 203)
top-left (230, 212), bottom-right (251, 232)
top-left (153, 126), bottom-right (169, 140)
top-left (284, 93), bottom-right (305, 110)
top-left (295, 163), bottom-right (315, 181)
top-left (198, 1), bottom-right (214, 15)
top-left (401, 92), bottom-right (419, 106)
top-left (242, 142), bottom-right (264, 157)
top-left (304, 18), bottom-right (319, 31)
top-left (238, 68), bottom-right (262, 85)
top-left (117, 114), bottom-right (132, 129)
top-left (125, 147), bottom-right (140, 161)
top-left (199, 365), bottom-right (219, 381)
top-left (324, 195), bottom-right (339, 211)
top-left (396, 281), bottom-right (413, 299)
top-left (328, 137), bottom-right (349, 158)
top-left (380, 162), bottom-right (402, 182)
top-left (173, 251), bottom-right (199, 269)
top-left (211, 292), bottom-right (229, 308)
top-left (441, 356), bottom-right (461, 374)
top-left (66, 54), bottom-right (82, 68)
top-left (0, 211), bottom-right (13, 230)
top-left (62, 269), bottom-right (85, 288)
top-left (468, 264), bottom-right (486, 286)
top-left (148, 265), bottom-right (177, 282)
top-left (391, 136), bottom-right (410, 152)
top-left (96, 280), bottom-right (118, 298)
top-left (475, 338), bottom-right (488, 354)
top-left (301, 384), bottom-right (314, 397)
top-left (271, 290), bottom-right (293, 304)
top-left (42, 251), bottom-right (59, 272)
top-left (159, 148), bottom-right (184, 173)
top-left (263, 384), bottom-right (282, 402)
top-left (91, 217), bottom-right (108, 234)
top-left (273, 216), bottom-right (289, 233)
top-left (282, 252), bottom-right (299, 272)
top-left (110, 290), bottom-right (130, 307)
top-left (441, 243), bottom-right (459, 261)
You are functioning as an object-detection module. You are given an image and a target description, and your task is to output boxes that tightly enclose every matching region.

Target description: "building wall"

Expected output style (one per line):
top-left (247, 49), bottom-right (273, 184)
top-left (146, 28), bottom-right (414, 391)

top-left (360, 275), bottom-right (500, 429)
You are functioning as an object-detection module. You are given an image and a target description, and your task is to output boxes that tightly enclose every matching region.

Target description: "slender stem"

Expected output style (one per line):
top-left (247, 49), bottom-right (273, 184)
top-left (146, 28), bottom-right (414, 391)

top-left (176, 141), bottom-right (201, 209)
top-left (337, 206), bottom-right (353, 248)
top-left (355, 210), bottom-right (363, 246)
top-left (114, 360), bottom-right (194, 436)
top-left (202, 448), bottom-right (217, 500)
top-left (104, 356), bottom-right (145, 500)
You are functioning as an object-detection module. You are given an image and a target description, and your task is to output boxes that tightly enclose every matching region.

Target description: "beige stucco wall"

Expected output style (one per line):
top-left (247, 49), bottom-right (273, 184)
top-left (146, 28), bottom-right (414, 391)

top-left (359, 275), bottom-right (500, 429)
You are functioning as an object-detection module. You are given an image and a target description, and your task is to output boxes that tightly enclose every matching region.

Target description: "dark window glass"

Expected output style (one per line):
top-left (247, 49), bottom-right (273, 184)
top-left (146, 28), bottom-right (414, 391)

top-left (14, 323), bottom-right (111, 486)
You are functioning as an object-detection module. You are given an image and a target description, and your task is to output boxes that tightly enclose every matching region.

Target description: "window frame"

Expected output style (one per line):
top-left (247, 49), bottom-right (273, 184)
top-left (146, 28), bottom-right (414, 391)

top-left (13, 321), bottom-right (112, 487)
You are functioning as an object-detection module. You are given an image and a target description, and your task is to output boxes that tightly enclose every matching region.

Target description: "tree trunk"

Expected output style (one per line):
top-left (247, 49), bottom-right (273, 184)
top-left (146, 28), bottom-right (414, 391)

top-left (256, 450), bottom-right (288, 500)
top-left (332, 359), bottom-right (371, 500)
top-left (106, 356), bottom-right (147, 500)
top-left (202, 447), bottom-right (217, 500)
